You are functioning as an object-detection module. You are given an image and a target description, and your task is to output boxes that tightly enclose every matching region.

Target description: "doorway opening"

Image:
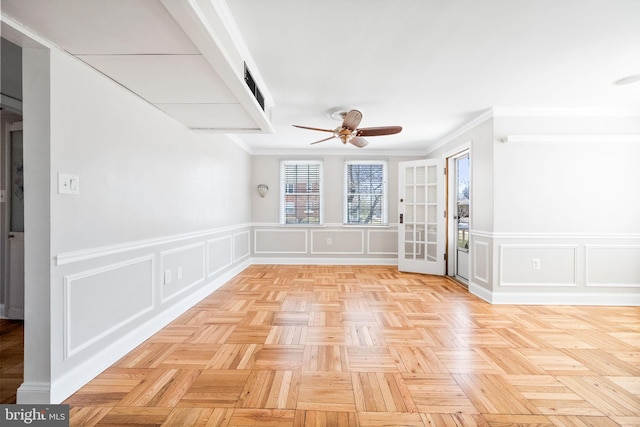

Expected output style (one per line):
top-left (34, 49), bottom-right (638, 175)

top-left (446, 149), bottom-right (470, 285)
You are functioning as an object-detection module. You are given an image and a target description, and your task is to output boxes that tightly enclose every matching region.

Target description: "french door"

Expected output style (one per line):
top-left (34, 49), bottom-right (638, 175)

top-left (397, 159), bottom-right (445, 275)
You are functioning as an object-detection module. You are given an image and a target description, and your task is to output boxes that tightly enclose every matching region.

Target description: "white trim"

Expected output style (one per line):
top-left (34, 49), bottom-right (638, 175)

top-left (0, 303), bottom-right (5, 318)
top-left (251, 148), bottom-right (428, 157)
top-left (502, 134), bottom-right (640, 144)
top-left (16, 382), bottom-right (51, 404)
top-left (63, 255), bottom-right (156, 359)
top-left (492, 107), bottom-right (640, 118)
top-left (50, 259), bottom-right (251, 404)
top-left (469, 282), bottom-right (640, 306)
top-left (468, 281), bottom-right (493, 303)
top-left (55, 223), bottom-right (250, 265)
top-left (425, 109), bottom-right (493, 155)
top-left (250, 257), bottom-right (396, 266)
top-left (471, 231), bottom-right (640, 239)
top-left (224, 133), bottom-right (253, 154)
top-left (488, 291), bottom-right (640, 306)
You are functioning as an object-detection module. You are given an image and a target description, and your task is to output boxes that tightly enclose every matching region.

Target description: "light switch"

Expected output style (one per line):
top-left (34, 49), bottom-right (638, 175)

top-left (58, 173), bottom-right (80, 195)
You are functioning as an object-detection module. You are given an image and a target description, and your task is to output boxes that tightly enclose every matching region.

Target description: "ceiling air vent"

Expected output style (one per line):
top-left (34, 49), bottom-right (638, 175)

top-left (244, 62), bottom-right (264, 111)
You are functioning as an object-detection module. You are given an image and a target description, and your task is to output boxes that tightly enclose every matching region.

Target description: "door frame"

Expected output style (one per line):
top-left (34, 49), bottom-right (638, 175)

top-left (3, 121), bottom-right (24, 319)
top-left (444, 142), bottom-right (471, 283)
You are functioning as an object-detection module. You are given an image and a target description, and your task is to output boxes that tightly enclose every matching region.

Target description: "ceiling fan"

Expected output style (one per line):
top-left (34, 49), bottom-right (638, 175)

top-left (293, 109), bottom-right (402, 148)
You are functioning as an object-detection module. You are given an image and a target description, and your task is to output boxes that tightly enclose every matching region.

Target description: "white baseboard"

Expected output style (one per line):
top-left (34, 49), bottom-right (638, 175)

top-left (469, 281), bottom-right (640, 306)
top-left (16, 382), bottom-right (51, 404)
top-left (49, 259), bottom-right (251, 403)
top-left (251, 257), bottom-right (397, 266)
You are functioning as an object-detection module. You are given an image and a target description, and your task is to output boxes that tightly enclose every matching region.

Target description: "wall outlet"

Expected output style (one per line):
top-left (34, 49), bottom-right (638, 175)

top-left (177, 267), bottom-right (183, 280)
top-left (164, 269), bottom-right (172, 284)
top-left (326, 238), bottom-right (333, 245)
top-left (532, 258), bottom-right (541, 270)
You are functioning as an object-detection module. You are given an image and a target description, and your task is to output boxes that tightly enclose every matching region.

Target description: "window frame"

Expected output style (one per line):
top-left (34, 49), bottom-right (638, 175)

top-left (279, 160), bottom-right (324, 225)
top-left (343, 159), bottom-right (388, 226)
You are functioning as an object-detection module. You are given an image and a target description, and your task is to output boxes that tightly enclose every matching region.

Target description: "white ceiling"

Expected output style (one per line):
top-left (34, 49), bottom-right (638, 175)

top-left (2, 0), bottom-right (640, 155)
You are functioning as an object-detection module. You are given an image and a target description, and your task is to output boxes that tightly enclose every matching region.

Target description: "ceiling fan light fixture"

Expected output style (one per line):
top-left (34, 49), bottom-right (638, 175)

top-left (613, 74), bottom-right (640, 86)
top-left (327, 106), bottom-right (362, 120)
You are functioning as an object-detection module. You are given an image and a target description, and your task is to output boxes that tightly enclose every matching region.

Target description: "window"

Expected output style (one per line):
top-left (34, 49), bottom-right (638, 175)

top-left (344, 160), bottom-right (388, 225)
top-left (280, 160), bottom-right (323, 224)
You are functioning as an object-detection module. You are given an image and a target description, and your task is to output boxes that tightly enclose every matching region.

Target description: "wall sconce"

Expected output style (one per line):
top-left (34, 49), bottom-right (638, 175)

top-left (257, 184), bottom-right (269, 197)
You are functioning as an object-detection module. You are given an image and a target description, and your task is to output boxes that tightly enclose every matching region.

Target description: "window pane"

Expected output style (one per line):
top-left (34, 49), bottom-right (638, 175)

top-left (281, 161), bottom-right (322, 224)
top-left (345, 161), bottom-right (387, 224)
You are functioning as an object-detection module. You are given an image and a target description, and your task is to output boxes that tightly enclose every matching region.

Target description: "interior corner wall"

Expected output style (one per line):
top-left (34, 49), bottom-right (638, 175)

top-left (490, 115), bottom-right (640, 304)
top-left (19, 43), bottom-right (253, 403)
top-left (426, 118), bottom-right (495, 297)
top-left (17, 45), bottom-right (52, 404)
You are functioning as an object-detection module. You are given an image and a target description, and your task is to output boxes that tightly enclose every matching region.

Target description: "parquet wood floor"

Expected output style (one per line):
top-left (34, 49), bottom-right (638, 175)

top-left (0, 318), bottom-right (23, 404)
top-left (61, 265), bottom-right (640, 426)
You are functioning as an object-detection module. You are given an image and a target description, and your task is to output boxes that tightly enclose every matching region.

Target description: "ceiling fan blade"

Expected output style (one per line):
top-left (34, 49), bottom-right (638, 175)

top-left (349, 136), bottom-right (369, 148)
top-left (293, 124), bottom-right (335, 133)
top-left (310, 136), bottom-right (337, 145)
top-left (342, 109), bottom-right (363, 131)
top-left (356, 126), bottom-right (402, 137)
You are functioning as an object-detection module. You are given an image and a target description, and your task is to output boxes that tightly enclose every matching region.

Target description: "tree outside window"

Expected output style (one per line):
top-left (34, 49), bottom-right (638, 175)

top-left (344, 160), bottom-right (388, 225)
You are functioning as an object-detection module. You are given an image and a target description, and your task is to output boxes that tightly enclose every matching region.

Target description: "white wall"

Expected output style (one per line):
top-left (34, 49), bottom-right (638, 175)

top-left (489, 115), bottom-right (640, 304)
top-left (250, 154), bottom-right (422, 263)
top-left (429, 112), bottom-right (640, 305)
top-left (20, 43), bottom-right (253, 403)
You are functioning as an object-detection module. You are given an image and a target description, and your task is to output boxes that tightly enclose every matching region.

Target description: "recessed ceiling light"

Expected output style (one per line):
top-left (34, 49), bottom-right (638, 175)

top-left (613, 74), bottom-right (640, 85)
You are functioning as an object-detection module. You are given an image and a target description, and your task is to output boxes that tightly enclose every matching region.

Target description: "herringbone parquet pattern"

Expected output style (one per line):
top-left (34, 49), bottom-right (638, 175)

top-left (65, 265), bottom-right (640, 426)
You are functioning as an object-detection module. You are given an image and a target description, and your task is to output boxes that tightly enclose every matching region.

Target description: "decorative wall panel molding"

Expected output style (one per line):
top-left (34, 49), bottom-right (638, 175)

top-left (56, 223), bottom-right (250, 265)
top-left (585, 245), bottom-right (640, 287)
top-left (367, 229), bottom-right (398, 255)
top-left (253, 229), bottom-right (307, 254)
top-left (233, 230), bottom-right (251, 262)
top-left (499, 244), bottom-right (578, 287)
top-left (207, 235), bottom-right (233, 277)
top-left (472, 240), bottom-right (489, 284)
top-left (160, 243), bottom-right (206, 303)
top-left (63, 255), bottom-right (155, 359)
top-left (310, 229), bottom-right (364, 254)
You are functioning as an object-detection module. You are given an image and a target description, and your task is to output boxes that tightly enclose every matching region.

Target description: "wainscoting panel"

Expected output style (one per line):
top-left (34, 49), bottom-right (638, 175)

top-left (586, 245), bottom-right (640, 287)
top-left (472, 240), bottom-right (489, 284)
top-left (233, 230), bottom-right (251, 262)
top-left (54, 224), bottom-right (253, 402)
top-left (499, 244), bottom-right (578, 287)
top-left (253, 229), bottom-right (307, 254)
top-left (311, 229), bottom-right (364, 254)
top-left (64, 255), bottom-right (155, 358)
top-left (368, 229), bottom-right (397, 255)
top-left (207, 235), bottom-right (233, 277)
top-left (160, 243), bottom-right (206, 303)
